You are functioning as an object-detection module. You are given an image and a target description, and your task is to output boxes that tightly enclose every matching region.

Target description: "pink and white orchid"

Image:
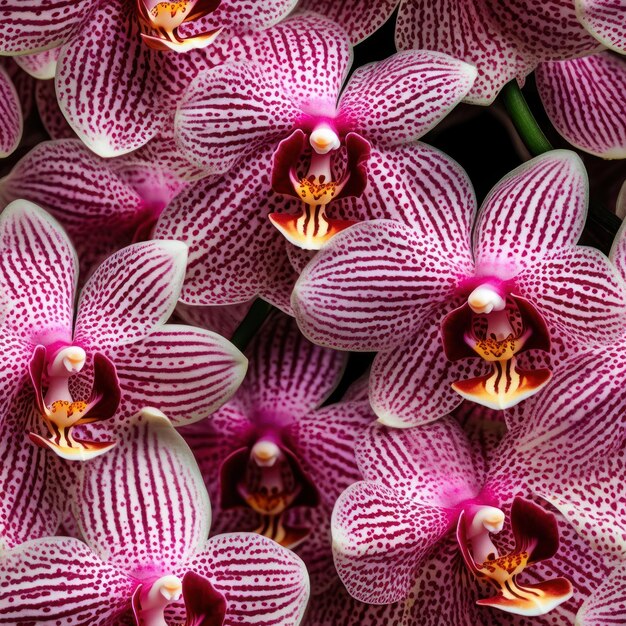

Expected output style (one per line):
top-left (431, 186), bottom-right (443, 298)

top-left (0, 408), bottom-right (310, 625)
top-left (182, 313), bottom-right (374, 592)
top-left (0, 200), bottom-right (246, 460)
top-left (293, 150), bottom-right (626, 425)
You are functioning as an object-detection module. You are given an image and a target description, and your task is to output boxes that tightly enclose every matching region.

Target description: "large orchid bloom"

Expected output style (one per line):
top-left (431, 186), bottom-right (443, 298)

top-left (293, 150), bottom-right (626, 425)
top-left (182, 313), bottom-right (374, 592)
top-left (331, 400), bottom-right (614, 623)
top-left (0, 200), bottom-right (246, 459)
top-left (0, 0), bottom-right (296, 157)
top-left (395, 0), bottom-right (626, 158)
top-left (0, 408), bottom-right (310, 625)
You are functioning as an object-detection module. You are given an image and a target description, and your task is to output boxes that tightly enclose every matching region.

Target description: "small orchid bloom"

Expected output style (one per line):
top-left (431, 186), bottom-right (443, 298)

top-left (173, 13), bottom-right (476, 250)
top-left (331, 411), bottom-right (612, 622)
top-left (293, 150), bottom-right (626, 425)
top-left (0, 0), bottom-right (296, 158)
top-left (0, 408), bottom-right (310, 626)
top-left (0, 200), bottom-right (247, 460)
top-left (182, 313), bottom-right (374, 591)
top-left (0, 139), bottom-right (189, 278)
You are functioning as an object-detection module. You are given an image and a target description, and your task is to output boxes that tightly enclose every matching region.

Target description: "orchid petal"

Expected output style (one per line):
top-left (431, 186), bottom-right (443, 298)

top-left (332, 480), bottom-right (452, 604)
top-left (75, 408), bottom-right (211, 572)
top-left (175, 301), bottom-right (253, 338)
top-left (35, 79), bottom-right (76, 140)
top-left (355, 418), bottom-right (485, 508)
top-left (211, 0), bottom-right (298, 31)
top-left (154, 147), bottom-right (295, 306)
top-left (295, 0), bottom-right (398, 44)
top-left (14, 47), bottom-right (60, 79)
top-left (0, 200), bottom-right (76, 340)
top-left (0, 0), bottom-right (94, 54)
top-left (244, 314), bottom-right (347, 418)
top-left (0, 537), bottom-right (133, 625)
top-left (175, 61), bottom-right (300, 173)
top-left (292, 220), bottom-right (462, 351)
top-left (610, 216), bottom-right (626, 283)
top-left (473, 150), bottom-right (588, 271)
top-left (338, 50), bottom-right (476, 145)
top-left (0, 66), bottom-right (22, 158)
top-left (516, 246), bottom-right (626, 345)
top-left (55, 0), bottom-right (168, 157)
top-left (536, 53), bottom-right (626, 159)
top-left (74, 240), bottom-right (187, 350)
top-left (576, 562), bottom-right (626, 626)
top-left (108, 324), bottom-right (247, 425)
top-left (576, 0), bottom-right (626, 52)
top-left (258, 256), bottom-right (299, 316)
top-left (183, 533), bottom-right (309, 625)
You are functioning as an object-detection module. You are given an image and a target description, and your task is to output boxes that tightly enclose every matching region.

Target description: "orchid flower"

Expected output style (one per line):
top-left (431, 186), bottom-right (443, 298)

top-left (0, 408), bottom-right (310, 626)
top-left (0, 0), bottom-right (296, 158)
top-left (293, 150), bottom-right (626, 425)
top-left (0, 200), bottom-right (247, 460)
top-left (331, 409), bottom-right (613, 622)
top-left (181, 313), bottom-right (374, 592)
top-left (0, 139), bottom-right (189, 279)
top-left (173, 13), bottom-right (475, 250)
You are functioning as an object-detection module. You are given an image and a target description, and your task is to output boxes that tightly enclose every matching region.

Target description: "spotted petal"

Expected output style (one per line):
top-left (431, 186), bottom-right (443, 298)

top-left (74, 408), bottom-right (211, 573)
top-left (536, 53), bottom-right (626, 159)
top-left (183, 533), bottom-right (309, 625)
top-left (576, 0), bottom-right (626, 52)
top-left (332, 481), bottom-right (453, 604)
top-left (73, 240), bottom-right (187, 350)
top-left (107, 324), bottom-right (247, 426)
top-left (576, 563), bottom-right (626, 626)
top-left (0, 537), bottom-right (134, 625)
top-left (0, 66), bottom-right (22, 159)
top-left (14, 47), bottom-right (60, 79)
top-left (338, 50), bottom-right (476, 146)
top-left (292, 219), bottom-right (463, 351)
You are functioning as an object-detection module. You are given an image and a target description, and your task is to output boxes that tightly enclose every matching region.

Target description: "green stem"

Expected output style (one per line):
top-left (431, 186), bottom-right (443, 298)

top-left (500, 80), bottom-right (553, 156)
top-left (230, 299), bottom-right (275, 352)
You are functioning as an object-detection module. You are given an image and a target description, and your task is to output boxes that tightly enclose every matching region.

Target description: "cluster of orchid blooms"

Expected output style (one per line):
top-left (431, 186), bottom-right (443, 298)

top-left (0, 0), bottom-right (625, 625)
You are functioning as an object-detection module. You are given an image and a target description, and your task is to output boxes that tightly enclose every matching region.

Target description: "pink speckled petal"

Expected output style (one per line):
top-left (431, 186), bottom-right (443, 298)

top-left (610, 217), bottom-right (626, 282)
top-left (576, 563), bottom-right (626, 626)
top-left (536, 53), bottom-right (626, 159)
top-left (338, 50), bottom-right (476, 145)
top-left (194, 0), bottom-right (297, 32)
top-left (182, 533), bottom-right (309, 625)
top-left (576, 0), bottom-right (626, 52)
top-left (0, 0), bottom-right (94, 54)
top-left (0, 537), bottom-right (134, 625)
top-left (75, 409), bottom-right (211, 572)
top-left (55, 0), bottom-right (168, 157)
top-left (35, 79), bottom-right (76, 139)
top-left (474, 150), bottom-right (588, 271)
top-left (292, 220), bottom-right (463, 351)
top-left (355, 418), bottom-right (485, 507)
top-left (395, 0), bottom-right (600, 104)
top-left (175, 301), bottom-right (253, 338)
top-left (331, 480), bottom-right (453, 604)
top-left (14, 47), bottom-right (60, 79)
top-left (73, 240), bottom-right (187, 350)
top-left (108, 324), bottom-right (247, 426)
top-left (0, 66), bottom-right (22, 158)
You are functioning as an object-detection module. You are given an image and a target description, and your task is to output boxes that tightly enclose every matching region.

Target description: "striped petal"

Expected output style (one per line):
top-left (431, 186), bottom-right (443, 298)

top-left (515, 246), bottom-right (626, 345)
top-left (0, 537), bottom-right (134, 626)
top-left (14, 47), bottom-right (60, 79)
top-left (0, 66), bottom-right (22, 158)
top-left (0, 0), bottom-right (94, 54)
top-left (55, 0), bottom-right (168, 157)
top-left (74, 408), bottom-right (211, 572)
top-left (396, 0), bottom-right (600, 105)
top-left (107, 324), bottom-right (247, 426)
top-left (576, 0), bottom-right (626, 52)
top-left (576, 563), bottom-right (626, 626)
top-left (175, 61), bottom-right (300, 173)
top-left (295, 0), bottom-right (398, 44)
top-left (0, 139), bottom-right (144, 233)
top-left (0, 200), bottom-right (76, 341)
top-left (154, 147), bottom-right (295, 306)
top-left (244, 313), bottom-right (347, 419)
top-left (536, 53), bottom-right (626, 159)
top-left (473, 150), bottom-right (588, 272)
top-left (610, 217), bottom-right (626, 283)
top-left (338, 50), bottom-right (476, 145)
top-left (73, 240), bottom-right (187, 350)
top-left (292, 220), bottom-right (463, 351)
top-left (183, 533), bottom-right (309, 625)
top-left (331, 481), bottom-right (453, 603)
top-left (354, 418), bottom-right (485, 507)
